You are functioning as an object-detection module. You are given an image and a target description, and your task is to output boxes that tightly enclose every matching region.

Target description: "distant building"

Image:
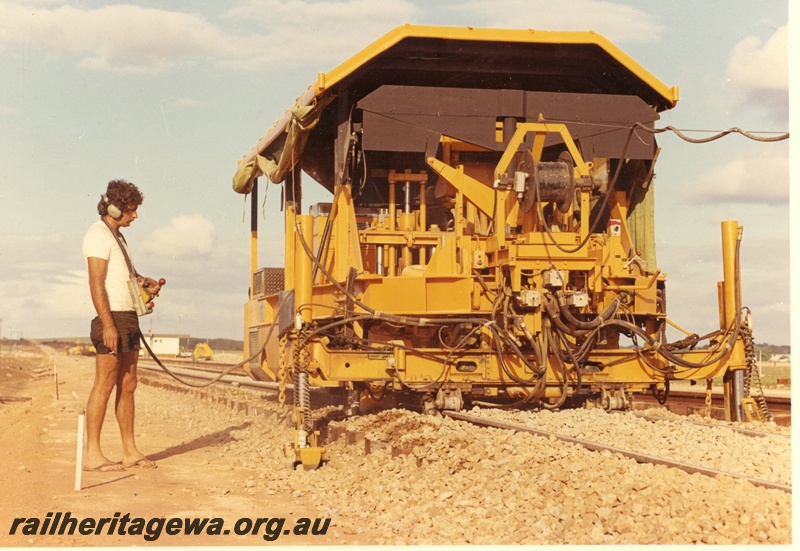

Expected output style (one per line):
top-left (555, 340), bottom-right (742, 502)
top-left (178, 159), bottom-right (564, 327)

top-left (768, 354), bottom-right (791, 363)
top-left (143, 333), bottom-right (190, 358)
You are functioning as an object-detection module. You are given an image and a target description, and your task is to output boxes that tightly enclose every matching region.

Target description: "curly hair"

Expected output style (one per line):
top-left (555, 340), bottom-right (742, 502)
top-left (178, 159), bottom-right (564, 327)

top-left (97, 179), bottom-right (144, 217)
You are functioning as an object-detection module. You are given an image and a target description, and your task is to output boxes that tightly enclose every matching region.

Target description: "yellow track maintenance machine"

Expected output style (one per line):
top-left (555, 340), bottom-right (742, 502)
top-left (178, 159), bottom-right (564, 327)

top-left (192, 342), bottom-right (214, 361)
top-left (65, 339), bottom-right (96, 356)
top-left (232, 25), bottom-right (769, 469)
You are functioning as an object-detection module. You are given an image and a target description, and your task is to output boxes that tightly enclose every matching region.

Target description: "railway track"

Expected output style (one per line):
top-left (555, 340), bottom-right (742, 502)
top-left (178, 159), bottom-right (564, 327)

top-left (139, 357), bottom-right (791, 426)
top-left (133, 357), bottom-right (792, 544)
top-left (138, 358), bottom-right (791, 487)
top-left (631, 386), bottom-right (791, 426)
top-left (139, 356), bottom-right (246, 375)
top-left (137, 356), bottom-right (346, 407)
top-left (443, 411), bottom-right (790, 494)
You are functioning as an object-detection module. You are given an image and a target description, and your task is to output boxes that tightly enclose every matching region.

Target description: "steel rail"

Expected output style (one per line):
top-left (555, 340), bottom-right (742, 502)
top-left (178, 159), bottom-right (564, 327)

top-left (137, 361), bottom-right (347, 409)
top-left (137, 361), bottom-right (283, 393)
top-left (138, 356), bottom-right (790, 486)
top-left (632, 388), bottom-right (791, 426)
top-left (139, 357), bottom-right (245, 373)
top-left (622, 411), bottom-right (791, 440)
top-left (638, 388), bottom-right (791, 410)
top-left (443, 411), bottom-right (791, 494)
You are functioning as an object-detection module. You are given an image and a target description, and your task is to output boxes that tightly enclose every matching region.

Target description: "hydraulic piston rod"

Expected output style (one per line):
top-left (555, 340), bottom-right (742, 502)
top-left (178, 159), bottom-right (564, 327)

top-left (720, 220), bottom-right (746, 422)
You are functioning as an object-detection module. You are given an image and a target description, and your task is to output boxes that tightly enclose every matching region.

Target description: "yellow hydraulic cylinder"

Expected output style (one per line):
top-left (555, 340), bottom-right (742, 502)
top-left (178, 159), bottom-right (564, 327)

top-left (249, 178), bottom-right (258, 299)
top-left (284, 203), bottom-right (296, 290)
top-left (399, 204), bottom-right (415, 270)
top-left (419, 180), bottom-right (428, 264)
top-left (397, 212), bottom-right (415, 231)
top-left (393, 345), bottom-right (406, 372)
top-left (295, 214), bottom-right (314, 325)
top-left (720, 220), bottom-right (741, 328)
top-left (388, 181), bottom-right (397, 276)
top-left (720, 220), bottom-right (746, 422)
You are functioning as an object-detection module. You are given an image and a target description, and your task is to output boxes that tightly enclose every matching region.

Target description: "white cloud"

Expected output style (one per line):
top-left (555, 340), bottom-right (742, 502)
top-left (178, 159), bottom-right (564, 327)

top-left (725, 25), bottom-right (788, 122)
top-left (0, 226), bottom-right (249, 339)
top-left (727, 26), bottom-right (788, 91)
top-left (452, 0), bottom-right (664, 43)
top-left (0, 232), bottom-right (95, 337)
top-left (5, 3), bottom-right (244, 73)
top-left (217, 0), bottom-right (420, 69)
top-left (171, 97), bottom-right (203, 108)
top-left (0, 0), bottom-right (664, 74)
top-left (683, 146), bottom-right (789, 205)
top-left (0, 0), bottom-right (419, 73)
top-left (134, 234), bottom-right (250, 339)
top-left (0, 274), bottom-right (94, 338)
top-left (140, 214), bottom-right (217, 259)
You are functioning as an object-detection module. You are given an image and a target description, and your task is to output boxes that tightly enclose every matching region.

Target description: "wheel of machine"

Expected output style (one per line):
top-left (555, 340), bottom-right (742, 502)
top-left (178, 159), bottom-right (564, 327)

top-left (600, 389), bottom-right (611, 411)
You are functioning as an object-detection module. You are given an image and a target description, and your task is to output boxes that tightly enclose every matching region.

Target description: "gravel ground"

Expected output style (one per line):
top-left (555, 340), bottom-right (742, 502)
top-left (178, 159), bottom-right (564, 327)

top-left (316, 408), bottom-right (790, 544)
top-left (147, 375), bottom-right (792, 545)
top-left (5, 347), bottom-right (790, 546)
top-left (471, 406), bottom-right (791, 486)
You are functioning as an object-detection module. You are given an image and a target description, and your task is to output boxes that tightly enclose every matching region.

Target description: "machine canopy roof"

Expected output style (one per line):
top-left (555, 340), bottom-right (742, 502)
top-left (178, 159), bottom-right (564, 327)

top-left (233, 25), bottom-right (678, 193)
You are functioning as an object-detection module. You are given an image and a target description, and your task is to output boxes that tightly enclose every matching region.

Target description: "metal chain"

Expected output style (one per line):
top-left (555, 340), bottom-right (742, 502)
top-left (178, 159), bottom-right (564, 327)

top-left (652, 381), bottom-right (669, 406)
top-left (294, 336), bottom-right (311, 376)
top-left (741, 318), bottom-right (773, 422)
top-left (278, 333), bottom-right (288, 405)
top-left (742, 343), bottom-right (752, 399)
top-left (704, 379), bottom-right (713, 419)
top-left (293, 334), bottom-right (313, 432)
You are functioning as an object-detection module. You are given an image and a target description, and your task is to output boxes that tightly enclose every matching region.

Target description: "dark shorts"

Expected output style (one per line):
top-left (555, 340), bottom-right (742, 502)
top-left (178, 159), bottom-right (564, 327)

top-left (90, 311), bottom-right (142, 354)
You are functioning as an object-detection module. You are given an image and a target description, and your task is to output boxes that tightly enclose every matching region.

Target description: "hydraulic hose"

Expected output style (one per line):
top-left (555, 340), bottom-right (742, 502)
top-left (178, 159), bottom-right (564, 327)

top-left (294, 218), bottom-right (550, 388)
top-left (543, 294), bottom-right (590, 337)
top-left (473, 366), bottom-right (546, 409)
top-left (602, 318), bottom-right (737, 370)
top-left (549, 322), bottom-right (584, 390)
top-left (555, 291), bottom-right (621, 330)
top-left (541, 324), bottom-right (569, 410)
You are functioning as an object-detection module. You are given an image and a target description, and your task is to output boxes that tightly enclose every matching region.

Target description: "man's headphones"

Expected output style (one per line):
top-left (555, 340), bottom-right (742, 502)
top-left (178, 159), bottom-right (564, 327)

top-left (103, 194), bottom-right (123, 220)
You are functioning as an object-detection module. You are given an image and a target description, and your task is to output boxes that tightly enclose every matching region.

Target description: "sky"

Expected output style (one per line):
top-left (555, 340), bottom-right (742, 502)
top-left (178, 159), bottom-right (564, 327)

top-left (0, 0), bottom-right (792, 346)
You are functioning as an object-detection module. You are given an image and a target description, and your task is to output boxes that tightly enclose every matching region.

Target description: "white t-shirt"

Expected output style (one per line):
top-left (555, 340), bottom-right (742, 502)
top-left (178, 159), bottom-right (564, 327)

top-left (82, 219), bottom-right (135, 312)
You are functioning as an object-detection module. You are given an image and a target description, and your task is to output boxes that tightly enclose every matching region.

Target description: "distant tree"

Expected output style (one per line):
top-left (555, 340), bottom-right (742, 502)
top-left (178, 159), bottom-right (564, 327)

top-left (772, 344), bottom-right (791, 355)
top-left (754, 343), bottom-right (773, 358)
top-left (186, 337), bottom-right (244, 351)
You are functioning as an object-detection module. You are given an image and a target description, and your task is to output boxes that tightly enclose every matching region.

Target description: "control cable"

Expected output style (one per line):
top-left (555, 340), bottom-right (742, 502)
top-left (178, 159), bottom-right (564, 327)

top-left (139, 291), bottom-right (292, 388)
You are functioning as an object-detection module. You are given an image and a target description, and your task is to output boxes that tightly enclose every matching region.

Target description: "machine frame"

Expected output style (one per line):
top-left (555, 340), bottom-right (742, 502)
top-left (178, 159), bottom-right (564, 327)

top-left (232, 25), bottom-right (762, 468)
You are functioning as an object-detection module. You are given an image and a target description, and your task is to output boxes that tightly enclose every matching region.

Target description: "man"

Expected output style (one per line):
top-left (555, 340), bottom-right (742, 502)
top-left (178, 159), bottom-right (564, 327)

top-left (82, 179), bottom-right (160, 471)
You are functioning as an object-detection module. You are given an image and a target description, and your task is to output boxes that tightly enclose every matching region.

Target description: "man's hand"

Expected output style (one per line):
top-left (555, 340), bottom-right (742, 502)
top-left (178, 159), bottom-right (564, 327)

top-left (103, 323), bottom-right (120, 354)
top-left (139, 276), bottom-right (162, 297)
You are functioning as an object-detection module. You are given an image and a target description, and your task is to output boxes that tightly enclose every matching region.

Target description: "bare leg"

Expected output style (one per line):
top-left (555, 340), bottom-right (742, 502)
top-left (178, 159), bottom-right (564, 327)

top-left (85, 353), bottom-right (125, 471)
top-left (117, 350), bottom-right (156, 468)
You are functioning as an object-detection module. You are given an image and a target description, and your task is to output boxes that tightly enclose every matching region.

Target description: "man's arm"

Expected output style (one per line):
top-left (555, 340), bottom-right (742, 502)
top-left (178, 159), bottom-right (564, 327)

top-left (87, 256), bottom-right (119, 354)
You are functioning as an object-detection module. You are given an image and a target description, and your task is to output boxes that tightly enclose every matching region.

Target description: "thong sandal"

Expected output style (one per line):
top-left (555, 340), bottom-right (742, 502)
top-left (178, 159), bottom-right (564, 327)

top-left (126, 458), bottom-right (157, 468)
top-left (84, 462), bottom-right (126, 472)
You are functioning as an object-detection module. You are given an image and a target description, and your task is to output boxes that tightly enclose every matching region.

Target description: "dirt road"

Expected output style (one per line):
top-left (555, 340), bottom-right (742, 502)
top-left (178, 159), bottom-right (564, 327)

top-left (0, 346), bottom-right (366, 546)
